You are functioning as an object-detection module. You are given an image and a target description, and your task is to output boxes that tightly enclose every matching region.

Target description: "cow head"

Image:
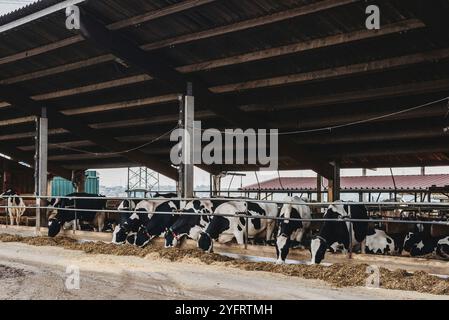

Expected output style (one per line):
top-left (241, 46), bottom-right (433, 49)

top-left (0, 189), bottom-right (15, 198)
top-left (403, 232), bottom-right (418, 252)
top-left (46, 198), bottom-right (61, 218)
top-left (112, 225), bottom-right (128, 244)
top-left (198, 232), bottom-right (213, 252)
top-left (48, 218), bottom-right (62, 237)
top-left (118, 199), bottom-right (136, 212)
top-left (164, 228), bottom-right (178, 248)
top-left (135, 227), bottom-right (152, 248)
top-left (310, 236), bottom-right (328, 264)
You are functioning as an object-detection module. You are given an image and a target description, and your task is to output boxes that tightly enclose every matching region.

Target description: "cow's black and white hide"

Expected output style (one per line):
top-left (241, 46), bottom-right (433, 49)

top-left (112, 208), bottom-right (151, 245)
top-left (117, 199), bottom-right (138, 218)
top-left (0, 189), bottom-right (26, 226)
top-left (197, 201), bottom-right (278, 253)
top-left (275, 197), bottom-right (311, 264)
top-left (164, 199), bottom-right (218, 248)
top-left (436, 236), bottom-right (449, 260)
top-left (365, 229), bottom-right (396, 255)
top-left (112, 199), bottom-right (164, 244)
top-left (47, 193), bottom-right (107, 237)
top-left (310, 202), bottom-right (368, 264)
top-left (153, 192), bottom-right (178, 198)
top-left (135, 201), bottom-right (179, 247)
top-left (403, 232), bottom-right (439, 257)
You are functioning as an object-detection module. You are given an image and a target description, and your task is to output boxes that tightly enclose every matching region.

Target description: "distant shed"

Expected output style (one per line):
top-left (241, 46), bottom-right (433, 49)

top-left (240, 174), bottom-right (449, 201)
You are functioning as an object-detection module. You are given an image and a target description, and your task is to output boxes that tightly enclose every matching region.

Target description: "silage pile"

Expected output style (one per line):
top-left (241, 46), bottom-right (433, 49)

top-left (0, 233), bottom-right (448, 295)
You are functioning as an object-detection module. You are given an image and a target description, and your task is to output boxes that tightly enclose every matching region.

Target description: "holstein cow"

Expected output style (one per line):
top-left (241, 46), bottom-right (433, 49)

top-left (365, 229), bottom-right (396, 255)
top-left (310, 202), bottom-right (368, 264)
top-left (403, 232), bottom-right (440, 257)
top-left (112, 199), bottom-right (167, 244)
top-left (0, 189), bottom-right (26, 226)
top-left (197, 201), bottom-right (278, 253)
top-left (165, 199), bottom-right (219, 248)
top-left (112, 198), bottom-right (179, 246)
top-left (117, 199), bottom-right (141, 223)
top-left (134, 200), bottom-right (180, 247)
top-left (275, 196), bottom-right (312, 264)
top-left (47, 193), bottom-right (107, 237)
top-left (436, 236), bottom-right (449, 260)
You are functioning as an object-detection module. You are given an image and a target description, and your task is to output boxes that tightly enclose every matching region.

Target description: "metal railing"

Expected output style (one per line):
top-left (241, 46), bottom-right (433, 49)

top-left (1, 195), bottom-right (448, 253)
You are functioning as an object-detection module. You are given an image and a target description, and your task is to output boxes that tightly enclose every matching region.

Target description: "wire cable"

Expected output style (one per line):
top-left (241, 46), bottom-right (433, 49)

top-left (53, 125), bottom-right (178, 156)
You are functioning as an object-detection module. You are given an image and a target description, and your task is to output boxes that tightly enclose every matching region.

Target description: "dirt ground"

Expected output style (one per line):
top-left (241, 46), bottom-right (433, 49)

top-left (0, 242), bottom-right (448, 300)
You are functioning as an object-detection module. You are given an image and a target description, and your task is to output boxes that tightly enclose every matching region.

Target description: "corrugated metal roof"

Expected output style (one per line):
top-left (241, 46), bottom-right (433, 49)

top-left (241, 174), bottom-right (449, 191)
top-left (0, 0), bottom-right (55, 25)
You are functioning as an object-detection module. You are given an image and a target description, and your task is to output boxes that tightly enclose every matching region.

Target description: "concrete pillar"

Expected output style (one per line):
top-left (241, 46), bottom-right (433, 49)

top-left (328, 162), bottom-right (340, 202)
top-left (35, 108), bottom-right (48, 232)
top-left (316, 175), bottom-right (322, 202)
top-left (212, 174), bottom-right (222, 197)
top-left (183, 86), bottom-right (194, 199)
top-left (178, 83), bottom-right (194, 200)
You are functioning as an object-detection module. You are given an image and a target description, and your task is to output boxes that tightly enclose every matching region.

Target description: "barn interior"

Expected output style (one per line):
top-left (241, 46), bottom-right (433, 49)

top-left (0, 0), bottom-right (449, 203)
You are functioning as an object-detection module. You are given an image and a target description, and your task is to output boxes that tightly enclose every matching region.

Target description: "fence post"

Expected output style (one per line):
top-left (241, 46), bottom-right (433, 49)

top-left (348, 205), bottom-right (353, 259)
top-left (245, 201), bottom-right (248, 250)
top-left (73, 198), bottom-right (77, 235)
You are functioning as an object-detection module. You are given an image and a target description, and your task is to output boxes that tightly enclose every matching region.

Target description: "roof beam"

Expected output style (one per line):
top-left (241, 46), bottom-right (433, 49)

top-left (0, 0), bottom-right (356, 68)
top-left (242, 79), bottom-right (449, 112)
top-left (177, 19), bottom-right (424, 73)
top-left (142, 0), bottom-right (358, 51)
top-left (1, 19), bottom-right (422, 85)
top-left (78, 9), bottom-right (335, 179)
top-left (0, 84), bottom-right (178, 180)
top-left (32, 75), bottom-right (152, 101)
top-left (3, 44), bottom-right (446, 111)
top-left (211, 48), bottom-right (449, 93)
top-left (1, 78), bottom-right (448, 131)
top-left (0, 0), bottom-right (216, 65)
top-left (107, 0), bottom-right (216, 30)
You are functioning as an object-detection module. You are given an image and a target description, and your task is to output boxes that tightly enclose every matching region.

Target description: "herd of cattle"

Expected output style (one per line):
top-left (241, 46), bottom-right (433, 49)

top-left (1, 190), bottom-right (449, 264)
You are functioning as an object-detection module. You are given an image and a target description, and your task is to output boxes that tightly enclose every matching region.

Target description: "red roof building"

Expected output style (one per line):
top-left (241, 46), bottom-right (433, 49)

top-left (241, 174), bottom-right (449, 192)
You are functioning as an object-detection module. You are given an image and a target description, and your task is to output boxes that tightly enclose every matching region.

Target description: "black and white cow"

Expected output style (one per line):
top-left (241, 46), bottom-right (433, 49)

top-left (275, 196), bottom-right (311, 264)
top-left (436, 236), bottom-right (449, 260)
top-left (117, 199), bottom-right (141, 224)
top-left (112, 199), bottom-right (167, 244)
top-left (153, 192), bottom-right (179, 199)
top-left (365, 229), bottom-right (396, 255)
top-left (403, 232), bottom-right (440, 257)
top-left (310, 202), bottom-right (368, 264)
top-left (134, 201), bottom-right (180, 247)
top-left (197, 201), bottom-right (278, 253)
top-left (47, 193), bottom-right (107, 237)
top-left (0, 189), bottom-right (26, 226)
top-left (164, 199), bottom-right (218, 248)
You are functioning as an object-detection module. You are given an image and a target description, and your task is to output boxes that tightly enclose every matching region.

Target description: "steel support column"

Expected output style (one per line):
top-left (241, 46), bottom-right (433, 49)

top-left (316, 175), bottom-right (322, 202)
top-left (178, 83), bottom-right (194, 199)
top-left (35, 108), bottom-right (48, 232)
top-left (328, 162), bottom-right (340, 202)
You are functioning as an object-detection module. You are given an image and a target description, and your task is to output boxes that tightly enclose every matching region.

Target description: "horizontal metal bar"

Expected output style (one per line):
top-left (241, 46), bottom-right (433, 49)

top-left (1, 205), bottom-right (448, 226)
top-left (2, 195), bottom-right (449, 209)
